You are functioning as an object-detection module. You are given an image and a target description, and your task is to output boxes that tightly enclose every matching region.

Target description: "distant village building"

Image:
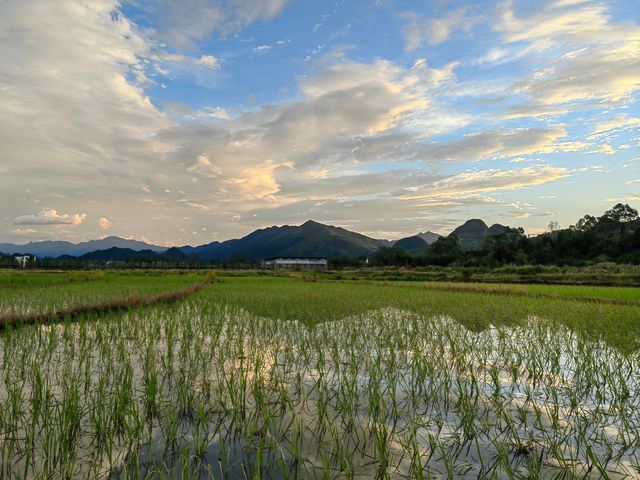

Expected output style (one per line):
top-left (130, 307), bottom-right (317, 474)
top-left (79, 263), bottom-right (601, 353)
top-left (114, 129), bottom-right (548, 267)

top-left (15, 255), bottom-right (34, 268)
top-left (262, 257), bottom-right (328, 270)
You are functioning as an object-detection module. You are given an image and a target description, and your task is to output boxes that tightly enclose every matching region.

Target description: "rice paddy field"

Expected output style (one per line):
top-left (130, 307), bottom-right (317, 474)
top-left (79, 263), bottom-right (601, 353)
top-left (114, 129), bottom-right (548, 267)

top-left (1, 271), bottom-right (639, 479)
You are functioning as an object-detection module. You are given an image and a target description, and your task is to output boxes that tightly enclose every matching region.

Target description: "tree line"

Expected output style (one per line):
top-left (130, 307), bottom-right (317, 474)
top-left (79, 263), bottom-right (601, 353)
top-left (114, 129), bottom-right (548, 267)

top-left (371, 203), bottom-right (640, 267)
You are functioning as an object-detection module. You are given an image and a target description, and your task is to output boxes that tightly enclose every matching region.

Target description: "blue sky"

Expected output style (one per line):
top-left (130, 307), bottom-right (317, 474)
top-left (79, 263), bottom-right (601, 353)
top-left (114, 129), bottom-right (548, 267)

top-left (1, 0), bottom-right (638, 245)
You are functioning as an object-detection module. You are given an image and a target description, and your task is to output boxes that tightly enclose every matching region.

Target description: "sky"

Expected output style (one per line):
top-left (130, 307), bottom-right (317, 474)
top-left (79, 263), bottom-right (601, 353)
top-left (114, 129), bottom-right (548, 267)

top-left (1, 0), bottom-right (639, 246)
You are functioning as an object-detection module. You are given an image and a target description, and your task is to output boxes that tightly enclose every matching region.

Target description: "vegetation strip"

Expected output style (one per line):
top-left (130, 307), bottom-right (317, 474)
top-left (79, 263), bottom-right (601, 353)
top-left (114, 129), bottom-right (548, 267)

top-left (0, 282), bottom-right (206, 330)
top-left (314, 277), bottom-right (640, 306)
top-left (418, 282), bottom-right (640, 306)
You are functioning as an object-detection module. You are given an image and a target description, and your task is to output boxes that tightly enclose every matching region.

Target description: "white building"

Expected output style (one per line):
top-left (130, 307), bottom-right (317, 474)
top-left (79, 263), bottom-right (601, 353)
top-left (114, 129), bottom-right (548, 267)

top-left (15, 255), bottom-right (34, 268)
top-left (262, 257), bottom-right (328, 270)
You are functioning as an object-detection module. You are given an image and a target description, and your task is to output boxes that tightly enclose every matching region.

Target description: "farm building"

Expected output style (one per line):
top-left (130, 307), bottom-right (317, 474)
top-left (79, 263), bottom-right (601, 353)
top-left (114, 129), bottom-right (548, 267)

top-left (14, 255), bottom-right (34, 268)
top-left (262, 257), bottom-right (328, 270)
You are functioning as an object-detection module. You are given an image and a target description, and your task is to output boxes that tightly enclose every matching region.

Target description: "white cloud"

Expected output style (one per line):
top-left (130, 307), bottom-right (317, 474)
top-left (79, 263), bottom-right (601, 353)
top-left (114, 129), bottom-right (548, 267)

top-left (14, 209), bottom-right (87, 226)
top-left (98, 217), bottom-right (112, 230)
top-left (501, 104), bottom-right (573, 120)
top-left (402, 8), bottom-right (478, 51)
top-left (588, 115), bottom-right (640, 140)
top-left (142, 0), bottom-right (293, 49)
top-left (497, 1), bottom-right (640, 105)
top-left (157, 52), bottom-right (222, 70)
top-left (226, 160), bottom-right (294, 200)
top-left (473, 48), bottom-right (510, 65)
top-left (590, 144), bottom-right (617, 155)
top-left (195, 54), bottom-right (222, 69)
top-left (605, 195), bottom-right (640, 203)
top-left (9, 228), bottom-right (39, 237)
top-left (240, 164), bottom-right (571, 238)
top-left (0, 0), bottom-right (624, 243)
top-left (0, 0), bottom-right (169, 181)
top-left (400, 166), bottom-right (569, 200)
top-left (187, 154), bottom-right (223, 178)
top-left (415, 127), bottom-right (588, 162)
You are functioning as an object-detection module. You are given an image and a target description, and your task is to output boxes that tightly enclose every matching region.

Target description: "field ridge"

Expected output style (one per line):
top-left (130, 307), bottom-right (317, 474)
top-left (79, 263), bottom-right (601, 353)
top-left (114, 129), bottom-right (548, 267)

top-left (0, 281), bottom-right (207, 330)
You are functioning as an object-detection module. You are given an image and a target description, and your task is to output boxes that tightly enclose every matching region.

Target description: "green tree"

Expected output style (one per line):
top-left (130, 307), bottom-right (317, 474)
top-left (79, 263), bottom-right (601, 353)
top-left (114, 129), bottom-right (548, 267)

top-left (574, 214), bottom-right (597, 231)
top-left (483, 227), bottom-right (527, 265)
top-left (423, 235), bottom-right (463, 266)
top-left (599, 203), bottom-right (639, 237)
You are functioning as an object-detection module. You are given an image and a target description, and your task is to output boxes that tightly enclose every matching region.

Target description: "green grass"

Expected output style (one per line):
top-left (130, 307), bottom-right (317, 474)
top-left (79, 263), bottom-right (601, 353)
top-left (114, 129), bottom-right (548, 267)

top-left (0, 270), bottom-right (207, 318)
top-left (203, 276), bottom-right (640, 352)
top-left (411, 280), bottom-right (640, 303)
top-left (300, 264), bottom-right (640, 286)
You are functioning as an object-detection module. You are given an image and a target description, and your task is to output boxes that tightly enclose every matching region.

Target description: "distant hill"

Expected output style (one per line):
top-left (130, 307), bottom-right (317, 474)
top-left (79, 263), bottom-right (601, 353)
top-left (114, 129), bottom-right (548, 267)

top-left (78, 247), bottom-right (156, 262)
top-left (159, 247), bottom-right (199, 262)
top-left (488, 224), bottom-right (506, 236)
top-left (78, 246), bottom-right (197, 262)
top-left (0, 219), bottom-right (512, 261)
top-left (451, 219), bottom-right (506, 251)
top-left (416, 231), bottom-right (441, 245)
top-left (393, 235), bottom-right (428, 254)
top-left (194, 220), bottom-right (391, 261)
top-left (178, 242), bottom-right (221, 256)
top-left (0, 236), bottom-right (167, 258)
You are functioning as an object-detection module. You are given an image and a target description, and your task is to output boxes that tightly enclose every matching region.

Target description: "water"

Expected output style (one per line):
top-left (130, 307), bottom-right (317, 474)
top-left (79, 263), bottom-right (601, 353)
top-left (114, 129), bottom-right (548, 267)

top-left (0, 304), bottom-right (638, 478)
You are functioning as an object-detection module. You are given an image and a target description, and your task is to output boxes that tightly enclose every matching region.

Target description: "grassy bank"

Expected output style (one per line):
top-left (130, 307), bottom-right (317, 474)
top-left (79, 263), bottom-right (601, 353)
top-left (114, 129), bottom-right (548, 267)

top-left (0, 270), bottom-right (209, 320)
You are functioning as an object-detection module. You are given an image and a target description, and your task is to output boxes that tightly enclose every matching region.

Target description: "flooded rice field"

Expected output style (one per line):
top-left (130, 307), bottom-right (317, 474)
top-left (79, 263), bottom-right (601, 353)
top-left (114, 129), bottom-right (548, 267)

top-left (1, 301), bottom-right (638, 478)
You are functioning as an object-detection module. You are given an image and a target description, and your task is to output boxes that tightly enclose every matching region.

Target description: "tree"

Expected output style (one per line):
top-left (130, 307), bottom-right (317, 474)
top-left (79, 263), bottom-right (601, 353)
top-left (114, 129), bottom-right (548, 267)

top-left (423, 235), bottom-right (463, 266)
top-left (372, 247), bottom-right (413, 266)
top-left (547, 220), bottom-right (560, 240)
top-left (599, 203), bottom-right (639, 237)
top-left (602, 203), bottom-right (639, 224)
top-left (483, 227), bottom-right (527, 265)
top-left (574, 214), bottom-right (597, 231)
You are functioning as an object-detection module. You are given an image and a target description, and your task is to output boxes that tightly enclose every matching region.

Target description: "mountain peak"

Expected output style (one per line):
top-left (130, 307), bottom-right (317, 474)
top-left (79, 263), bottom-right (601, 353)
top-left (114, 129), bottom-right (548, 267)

top-left (416, 231), bottom-right (441, 245)
top-left (488, 223), bottom-right (506, 235)
top-left (301, 219), bottom-right (323, 227)
top-left (451, 219), bottom-right (510, 251)
top-left (195, 219), bottom-right (387, 261)
top-left (394, 235), bottom-right (428, 252)
top-left (453, 219), bottom-right (489, 236)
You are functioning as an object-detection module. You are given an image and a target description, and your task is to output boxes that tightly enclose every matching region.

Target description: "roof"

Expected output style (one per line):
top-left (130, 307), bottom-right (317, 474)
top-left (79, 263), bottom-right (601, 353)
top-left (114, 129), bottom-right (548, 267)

top-left (262, 257), bottom-right (327, 261)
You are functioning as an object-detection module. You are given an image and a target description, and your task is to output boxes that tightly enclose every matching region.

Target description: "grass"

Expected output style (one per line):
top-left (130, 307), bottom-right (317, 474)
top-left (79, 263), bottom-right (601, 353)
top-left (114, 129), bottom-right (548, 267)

top-left (412, 281), bottom-right (640, 304)
top-left (0, 270), bottom-right (639, 478)
top-left (0, 270), bottom-right (209, 319)
top-left (0, 282), bottom-right (207, 330)
top-left (302, 264), bottom-right (640, 287)
top-left (206, 276), bottom-right (640, 353)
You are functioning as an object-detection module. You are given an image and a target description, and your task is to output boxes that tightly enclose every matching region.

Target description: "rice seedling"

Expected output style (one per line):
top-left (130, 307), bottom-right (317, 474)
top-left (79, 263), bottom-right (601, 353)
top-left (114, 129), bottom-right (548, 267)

top-left (0, 273), bottom-right (638, 478)
top-left (0, 271), bottom-right (207, 324)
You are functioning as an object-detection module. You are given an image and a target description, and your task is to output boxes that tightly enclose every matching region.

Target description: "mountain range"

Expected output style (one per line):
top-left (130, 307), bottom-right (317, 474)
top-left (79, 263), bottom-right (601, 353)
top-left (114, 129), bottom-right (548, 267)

top-left (72, 247), bottom-right (199, 263)
top-left (0, 236), bottom-right (166, 258)
top-left (0, 219), bottom-right (504, 261)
